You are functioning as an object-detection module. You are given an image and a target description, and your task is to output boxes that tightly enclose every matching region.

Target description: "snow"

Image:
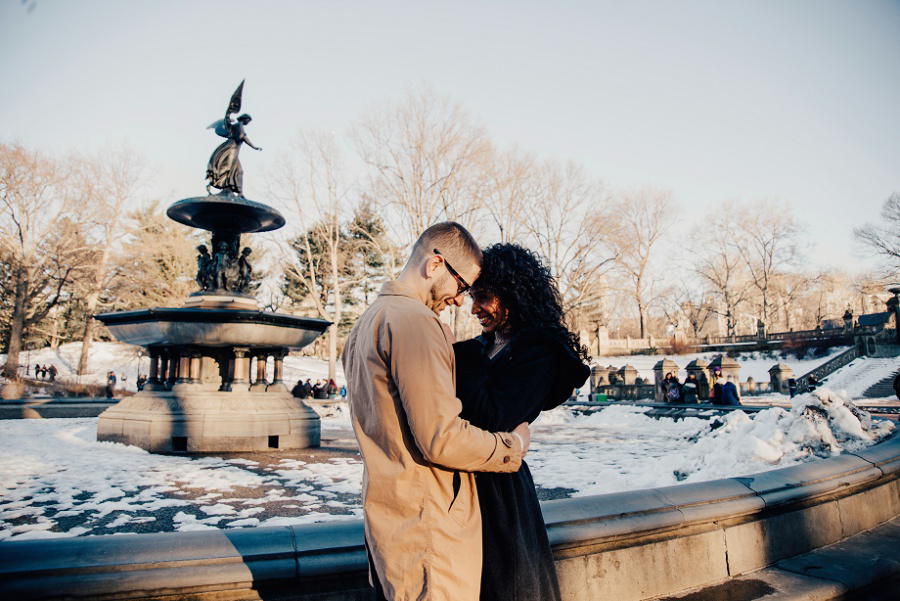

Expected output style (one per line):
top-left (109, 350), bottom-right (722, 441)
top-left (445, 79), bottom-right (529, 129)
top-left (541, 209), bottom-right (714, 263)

top-left (0, 341), bottom-right (896, 541)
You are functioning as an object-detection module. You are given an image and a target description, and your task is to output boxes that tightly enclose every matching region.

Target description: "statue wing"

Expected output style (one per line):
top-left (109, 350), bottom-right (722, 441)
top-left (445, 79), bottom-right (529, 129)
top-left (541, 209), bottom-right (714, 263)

top-left (207, 119), bottom-right (230, 138)
top-left (227, 80), bottom-right (244, 116)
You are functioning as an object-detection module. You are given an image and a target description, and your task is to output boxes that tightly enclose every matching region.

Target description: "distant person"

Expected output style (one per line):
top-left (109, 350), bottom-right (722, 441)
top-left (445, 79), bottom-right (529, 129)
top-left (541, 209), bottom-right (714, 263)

top-left (34, 363), bottom-right (40, 378)
top-left (106, 371), bottom-right (117, 399)
top-left (339, 385), bottom-right (347, 400)
top-left (39, 365), bottom-right (47, 379)
top-left (711, 370), bottom-right (723, 405)
top-left (807, 374), bottom-right (818, 390)
top-left (722, 376), bottom-right (741, 406)
top-left (136, 374), bottom-right (147, 392)
top-left (120, 373), bottom-right (128, 389)
top-left (682, 373), bottom-right (699, 404)
top-left (666, 373), bottom-right (683, 403)
top-left (787, 377), bottom-right (798, 398)
top-left (291, 379), bottom-right (308, 399)
top-left (48, 364), bottom-right (58, 382)
top-left (893, 372), bottom-right (900, 402)
top-left (327, 378), bottom-right (337, 398)
top-left (303, 379), bottom-right (312, 397)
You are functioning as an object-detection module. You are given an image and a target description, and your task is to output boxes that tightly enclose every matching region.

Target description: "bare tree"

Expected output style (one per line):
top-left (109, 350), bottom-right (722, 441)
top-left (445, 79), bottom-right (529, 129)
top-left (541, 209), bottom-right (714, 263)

top-left (476, 147), bottom-right (536, 244)
top-left (74, 146), bottom-right (144, 374)
top-left (0, 143), bottom-right (89, 378)
top-left (854, 192), bottom-right (900, 279)
top-left (734, 199), bottom-right (805, 327)
top-left (607, 186), bottom-right (678, 338)
top-left (351, 87), bottom-right (492, 249)
top-left (272, 129), bottom-right (356, 380)
top-left (688, 212), bottom-right (753, 335)
top-left (521, 160), bottom-right (618, 334)
top-left (112, 201), bottom-right (199, 308)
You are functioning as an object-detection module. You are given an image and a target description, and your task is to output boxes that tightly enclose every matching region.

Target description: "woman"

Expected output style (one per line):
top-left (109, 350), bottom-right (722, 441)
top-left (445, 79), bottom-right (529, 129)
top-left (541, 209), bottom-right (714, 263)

top-left (206, 113), bottom-right (262, 196)
top-left (453, 243), bottom-right (590, 601)
top-left (682, 372), bottom-right (699, 403)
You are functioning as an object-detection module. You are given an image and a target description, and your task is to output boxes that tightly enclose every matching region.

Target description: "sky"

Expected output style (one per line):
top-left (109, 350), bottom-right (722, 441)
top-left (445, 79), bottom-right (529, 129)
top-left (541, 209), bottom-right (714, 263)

top-left (1, 0), bottom-right (899, 270)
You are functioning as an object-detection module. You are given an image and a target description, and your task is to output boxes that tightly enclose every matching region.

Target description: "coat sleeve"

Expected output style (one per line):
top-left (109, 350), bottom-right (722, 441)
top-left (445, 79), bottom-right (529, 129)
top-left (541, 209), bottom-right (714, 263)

top-left (389, 313), bottom-right (523, 473)
top-left (455, 338), bottom-right (559, 432)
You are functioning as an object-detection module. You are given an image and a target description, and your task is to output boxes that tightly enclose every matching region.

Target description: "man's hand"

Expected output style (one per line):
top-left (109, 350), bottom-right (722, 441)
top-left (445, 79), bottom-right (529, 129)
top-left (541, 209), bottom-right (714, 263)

top-left (512, 422), bottom-right (531, 456)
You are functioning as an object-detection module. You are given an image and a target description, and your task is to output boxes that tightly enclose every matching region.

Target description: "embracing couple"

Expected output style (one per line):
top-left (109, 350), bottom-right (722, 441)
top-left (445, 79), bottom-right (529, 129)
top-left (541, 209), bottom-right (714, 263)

top-left (342, 222), bottom-right (590, 600)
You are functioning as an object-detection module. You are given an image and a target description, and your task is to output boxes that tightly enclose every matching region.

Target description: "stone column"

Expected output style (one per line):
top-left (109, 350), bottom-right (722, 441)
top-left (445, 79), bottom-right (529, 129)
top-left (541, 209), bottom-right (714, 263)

top-left (167, 352), bottom-right (179, 386)
top-left (189, 351), bottom-right (202, 384)
top-left (148, 348), bottom-right (161, 387)
top-left (768, 363), bottom-right (793, 395)
top-left (269, 349), bottom-right (288, 392)
top-left (686, 359), bottom-right (711, 401)
top-left (177, 352), bottom-right (191, 384)
top-left (250, 353), bottom-right (268, 391)
top-left (231, 347), bottom-right (250, 392)
top-left (158, 349), bottom-right (169, 384)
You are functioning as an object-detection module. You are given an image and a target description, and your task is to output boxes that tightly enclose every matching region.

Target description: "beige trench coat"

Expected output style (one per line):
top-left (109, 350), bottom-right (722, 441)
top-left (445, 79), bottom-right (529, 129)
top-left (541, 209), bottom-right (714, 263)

top-left (342, 281), bottom-right (523, 601)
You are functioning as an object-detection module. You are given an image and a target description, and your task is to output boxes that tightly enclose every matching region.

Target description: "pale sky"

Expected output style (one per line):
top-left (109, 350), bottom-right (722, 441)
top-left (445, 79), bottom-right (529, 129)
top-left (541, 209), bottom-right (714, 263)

top-left (1, 0), bottom-right (898, 270)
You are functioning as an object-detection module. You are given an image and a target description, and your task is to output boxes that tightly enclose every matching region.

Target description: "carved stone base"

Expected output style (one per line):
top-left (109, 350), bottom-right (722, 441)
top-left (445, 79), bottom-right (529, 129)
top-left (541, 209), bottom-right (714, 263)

top-left (96, 389), bottom-right (320, 453)
top-left (182, 294), bottom-right (258, 310)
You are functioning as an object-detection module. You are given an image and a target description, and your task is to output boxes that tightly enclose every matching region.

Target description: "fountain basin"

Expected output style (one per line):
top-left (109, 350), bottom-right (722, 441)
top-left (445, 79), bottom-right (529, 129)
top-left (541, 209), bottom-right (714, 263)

top-left (95, 308), bottom-right (330, 349)
top-left (166, 195), bottom-right (285, 233)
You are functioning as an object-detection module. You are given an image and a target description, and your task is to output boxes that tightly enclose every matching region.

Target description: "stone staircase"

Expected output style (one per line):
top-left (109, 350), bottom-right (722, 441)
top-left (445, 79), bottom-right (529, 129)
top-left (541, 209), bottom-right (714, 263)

top-left (864, 372), bottom-right (900, 398)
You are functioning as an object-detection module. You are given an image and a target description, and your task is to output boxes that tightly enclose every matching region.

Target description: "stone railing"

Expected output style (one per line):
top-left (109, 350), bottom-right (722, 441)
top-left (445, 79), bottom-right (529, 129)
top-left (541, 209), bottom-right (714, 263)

top-left (795, 345), bottom-right (861, 395)
top-left (2, 424), bottom-right (898, 600)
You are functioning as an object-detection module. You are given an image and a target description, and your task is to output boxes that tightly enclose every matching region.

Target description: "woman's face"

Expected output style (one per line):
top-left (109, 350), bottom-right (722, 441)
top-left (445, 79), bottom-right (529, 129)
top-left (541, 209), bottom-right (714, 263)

top-left (470, 289), bottom-right (507, 334)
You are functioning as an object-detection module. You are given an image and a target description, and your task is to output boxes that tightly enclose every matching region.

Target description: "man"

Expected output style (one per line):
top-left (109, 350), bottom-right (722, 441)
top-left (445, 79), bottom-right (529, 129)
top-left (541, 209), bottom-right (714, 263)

top-left (342, 222), bottom-right (530, 601)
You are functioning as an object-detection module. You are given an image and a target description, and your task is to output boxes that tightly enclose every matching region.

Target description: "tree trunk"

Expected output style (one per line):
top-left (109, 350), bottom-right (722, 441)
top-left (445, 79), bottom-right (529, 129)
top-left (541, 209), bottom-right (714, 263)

top-left (77, 291), bottom-right (100, 375)
top-left (2, 265), bottom-right (28, 379)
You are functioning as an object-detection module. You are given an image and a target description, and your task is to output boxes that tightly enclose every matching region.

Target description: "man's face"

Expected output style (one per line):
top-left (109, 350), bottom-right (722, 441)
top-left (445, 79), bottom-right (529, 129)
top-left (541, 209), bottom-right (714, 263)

top-left (427, 261), bottom-right (480, 314)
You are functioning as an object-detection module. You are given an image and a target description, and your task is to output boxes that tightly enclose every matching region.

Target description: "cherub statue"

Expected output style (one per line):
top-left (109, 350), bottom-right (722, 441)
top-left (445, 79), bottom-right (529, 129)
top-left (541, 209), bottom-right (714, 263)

top-left (237, 247), bottom-right (252, 291)
top-left (196, 244), bottom-right (213, 290)
top-left (206, 80), bottom-right (262, 196)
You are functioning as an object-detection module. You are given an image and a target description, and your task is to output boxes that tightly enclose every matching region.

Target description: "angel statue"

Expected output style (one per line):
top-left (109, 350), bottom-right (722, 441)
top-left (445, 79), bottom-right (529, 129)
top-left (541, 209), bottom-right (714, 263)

top-left (206, 80), bottom-right (262, 196)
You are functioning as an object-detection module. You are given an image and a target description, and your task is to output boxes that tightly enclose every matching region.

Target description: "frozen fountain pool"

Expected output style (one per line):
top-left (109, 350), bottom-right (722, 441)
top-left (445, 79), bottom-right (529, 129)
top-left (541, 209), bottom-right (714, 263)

top-left (0, 387), bottom-right (892, 541)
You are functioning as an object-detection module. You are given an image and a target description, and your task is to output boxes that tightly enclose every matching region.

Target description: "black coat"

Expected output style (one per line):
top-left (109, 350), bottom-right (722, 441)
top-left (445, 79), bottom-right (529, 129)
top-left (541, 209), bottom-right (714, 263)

top-left (454, 327), bottom-right (590, 601)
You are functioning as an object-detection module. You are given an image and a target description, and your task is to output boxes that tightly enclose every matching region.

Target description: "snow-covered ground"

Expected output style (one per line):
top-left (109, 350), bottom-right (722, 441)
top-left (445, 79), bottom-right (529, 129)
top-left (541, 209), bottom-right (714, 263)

top-left (1, 341), bottom-right (896, 541)
top-left (0, 386), bottom-right (893, 541)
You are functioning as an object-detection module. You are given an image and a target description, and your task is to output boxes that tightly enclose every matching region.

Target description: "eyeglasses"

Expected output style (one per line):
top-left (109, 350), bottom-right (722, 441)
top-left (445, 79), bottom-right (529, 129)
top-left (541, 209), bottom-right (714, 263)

top-left (433, 248), bottom-right (470, 296)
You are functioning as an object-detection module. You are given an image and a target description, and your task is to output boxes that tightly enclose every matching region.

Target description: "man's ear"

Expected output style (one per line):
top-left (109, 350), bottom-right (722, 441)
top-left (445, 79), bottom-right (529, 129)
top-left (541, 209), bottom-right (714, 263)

top-left (424, 254), bottom-right (443, 280)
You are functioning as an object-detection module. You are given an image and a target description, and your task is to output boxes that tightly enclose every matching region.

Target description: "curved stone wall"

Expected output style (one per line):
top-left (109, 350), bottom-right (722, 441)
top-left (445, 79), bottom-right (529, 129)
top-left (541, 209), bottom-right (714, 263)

top-left (1, 430), bottom-right (898, 600)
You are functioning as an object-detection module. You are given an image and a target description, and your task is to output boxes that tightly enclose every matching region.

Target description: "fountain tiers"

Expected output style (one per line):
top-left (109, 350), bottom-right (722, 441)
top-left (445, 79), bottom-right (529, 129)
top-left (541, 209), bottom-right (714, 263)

top-left (94, 194), bottom-right (331, 453)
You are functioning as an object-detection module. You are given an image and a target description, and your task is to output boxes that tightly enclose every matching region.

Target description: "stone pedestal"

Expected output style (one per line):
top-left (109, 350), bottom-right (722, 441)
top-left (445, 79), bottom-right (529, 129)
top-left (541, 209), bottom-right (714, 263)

top-left (97, 388), bottom-right (320, 453)
top-left (769, 363), bottom-right (794, 395)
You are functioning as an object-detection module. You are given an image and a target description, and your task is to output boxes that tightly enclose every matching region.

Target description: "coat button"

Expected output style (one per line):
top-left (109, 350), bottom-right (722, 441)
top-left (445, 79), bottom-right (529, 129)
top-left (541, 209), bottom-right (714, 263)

top-left (503, 456), bottom-right (511, 463)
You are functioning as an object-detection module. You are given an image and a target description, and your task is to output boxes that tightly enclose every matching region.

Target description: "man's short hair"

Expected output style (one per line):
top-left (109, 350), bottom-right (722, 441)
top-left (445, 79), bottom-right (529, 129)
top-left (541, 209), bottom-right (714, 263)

top-left (411, 222), bottom-right (482, 269)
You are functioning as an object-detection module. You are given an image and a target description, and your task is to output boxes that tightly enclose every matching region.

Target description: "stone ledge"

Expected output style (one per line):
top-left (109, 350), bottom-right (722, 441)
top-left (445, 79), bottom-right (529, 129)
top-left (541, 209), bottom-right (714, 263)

top-left (1, 430), bottom-right (898, 600)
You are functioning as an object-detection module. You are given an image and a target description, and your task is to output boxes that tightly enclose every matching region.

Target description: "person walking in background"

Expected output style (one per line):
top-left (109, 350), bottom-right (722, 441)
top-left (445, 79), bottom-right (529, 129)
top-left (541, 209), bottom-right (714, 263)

top-left (788, 376), bottom-right (798, 398)
top-left (291, 379), bottom-right (307, 399)
top-left (711, 369), bottom-right (723, 404)
top-left (341, 222), bottom-right (529, 601)
top-left (722, 375), bottom-right (742, 406)
top-left (105, 371), bottom-right (117, 399)
top-left (666, 372), bottom-right (683, 403)
top-left (682, 373), bottom-right (698, 404)
top-left (48, 364), bottom-right (58, 382)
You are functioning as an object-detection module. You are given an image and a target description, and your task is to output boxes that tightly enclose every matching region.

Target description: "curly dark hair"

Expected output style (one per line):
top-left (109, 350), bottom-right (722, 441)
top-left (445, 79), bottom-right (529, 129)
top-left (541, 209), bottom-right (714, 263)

top-left (473, 243), bottom-right (589, 362)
